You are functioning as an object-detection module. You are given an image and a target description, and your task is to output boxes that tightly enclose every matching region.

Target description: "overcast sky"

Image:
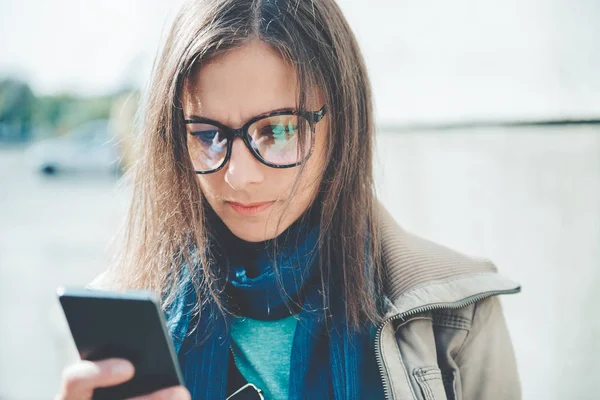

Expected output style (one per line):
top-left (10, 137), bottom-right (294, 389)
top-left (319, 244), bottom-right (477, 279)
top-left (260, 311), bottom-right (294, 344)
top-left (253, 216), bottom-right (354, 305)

top-left (2, 0), bottom-right (599, 123)
top-left (0, 0), bottom-right (180, 95)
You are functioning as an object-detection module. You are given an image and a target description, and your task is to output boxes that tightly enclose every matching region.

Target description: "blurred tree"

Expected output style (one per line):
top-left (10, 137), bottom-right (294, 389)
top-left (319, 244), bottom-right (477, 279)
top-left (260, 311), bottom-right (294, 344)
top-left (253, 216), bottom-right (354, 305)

top-left (58, 95), bottom-right (114, 131)
top-left (33, 93), bottom-right (115, 136)
top-left (0, 78), bottom-right (35, 141)
top-left (32, 93), bottom-right (74, 133)
top-left (1, 75), bottom-right (139, 141)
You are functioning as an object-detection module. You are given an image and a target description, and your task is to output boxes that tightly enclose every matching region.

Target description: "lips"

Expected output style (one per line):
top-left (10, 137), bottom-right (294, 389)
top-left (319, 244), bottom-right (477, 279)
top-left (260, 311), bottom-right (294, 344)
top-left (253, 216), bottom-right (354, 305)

top-left (227, 201), bottom-right (275, 216)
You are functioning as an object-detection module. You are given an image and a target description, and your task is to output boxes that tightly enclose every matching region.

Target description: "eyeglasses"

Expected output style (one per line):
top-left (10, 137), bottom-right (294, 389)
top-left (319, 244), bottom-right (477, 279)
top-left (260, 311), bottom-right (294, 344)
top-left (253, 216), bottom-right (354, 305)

top-left (185, 105), bottom-right (327, 174)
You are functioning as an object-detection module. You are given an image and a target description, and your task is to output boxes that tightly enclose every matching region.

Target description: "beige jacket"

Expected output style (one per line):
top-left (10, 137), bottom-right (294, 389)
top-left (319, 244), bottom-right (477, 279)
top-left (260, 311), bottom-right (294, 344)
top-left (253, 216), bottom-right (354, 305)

top-left (376, 206), bottom-right (521, 400)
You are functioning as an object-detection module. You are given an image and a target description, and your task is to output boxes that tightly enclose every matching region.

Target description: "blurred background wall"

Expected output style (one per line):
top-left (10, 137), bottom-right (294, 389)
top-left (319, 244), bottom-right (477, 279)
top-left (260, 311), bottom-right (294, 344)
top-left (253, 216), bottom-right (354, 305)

top-left (1, 0), bottom-right (598, 399)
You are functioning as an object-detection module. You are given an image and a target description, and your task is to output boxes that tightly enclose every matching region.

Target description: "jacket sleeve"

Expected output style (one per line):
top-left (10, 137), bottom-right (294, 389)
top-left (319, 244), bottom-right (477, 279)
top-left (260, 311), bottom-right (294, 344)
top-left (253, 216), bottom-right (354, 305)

top-left (454, 296), bottom-right (522, 399)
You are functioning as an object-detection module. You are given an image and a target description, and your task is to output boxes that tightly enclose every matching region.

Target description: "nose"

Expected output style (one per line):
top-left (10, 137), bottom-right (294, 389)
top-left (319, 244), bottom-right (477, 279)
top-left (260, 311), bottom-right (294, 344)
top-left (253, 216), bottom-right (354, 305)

top-left (224, 137), bottom-right (264, 190)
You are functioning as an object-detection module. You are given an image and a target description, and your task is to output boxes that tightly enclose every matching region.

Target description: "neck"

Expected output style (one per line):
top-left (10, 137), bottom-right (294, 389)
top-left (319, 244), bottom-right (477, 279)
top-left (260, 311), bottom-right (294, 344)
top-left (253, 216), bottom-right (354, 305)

top-left (206, 203), bottom-right (321, 278)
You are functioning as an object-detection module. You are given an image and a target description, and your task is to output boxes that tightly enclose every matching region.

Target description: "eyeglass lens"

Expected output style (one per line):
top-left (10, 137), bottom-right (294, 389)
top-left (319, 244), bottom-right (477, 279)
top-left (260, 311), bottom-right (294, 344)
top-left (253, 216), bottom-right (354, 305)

top-left (186, 114), bottom-right (312, 172)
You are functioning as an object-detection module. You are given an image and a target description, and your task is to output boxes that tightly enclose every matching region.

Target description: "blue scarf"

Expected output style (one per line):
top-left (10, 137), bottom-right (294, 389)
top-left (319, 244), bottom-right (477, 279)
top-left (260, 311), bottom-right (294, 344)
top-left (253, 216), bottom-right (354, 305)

top-left (165, 216), bottom-right (383, 399)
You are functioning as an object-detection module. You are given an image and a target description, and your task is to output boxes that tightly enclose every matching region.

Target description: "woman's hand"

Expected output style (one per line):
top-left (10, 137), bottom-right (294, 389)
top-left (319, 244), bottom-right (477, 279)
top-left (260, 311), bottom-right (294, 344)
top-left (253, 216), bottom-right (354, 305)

top-left (56, 358), bottom-right (190, 400)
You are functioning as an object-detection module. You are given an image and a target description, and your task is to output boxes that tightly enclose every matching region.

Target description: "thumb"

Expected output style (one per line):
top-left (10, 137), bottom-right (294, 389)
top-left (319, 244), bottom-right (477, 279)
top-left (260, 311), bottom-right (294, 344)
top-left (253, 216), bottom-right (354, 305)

top-left (57, 359), bottom-right (135, 399)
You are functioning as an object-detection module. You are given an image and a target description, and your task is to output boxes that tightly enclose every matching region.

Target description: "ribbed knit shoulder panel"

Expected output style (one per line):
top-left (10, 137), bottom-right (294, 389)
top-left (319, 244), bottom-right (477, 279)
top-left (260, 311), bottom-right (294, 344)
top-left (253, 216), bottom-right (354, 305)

top-left (376, 203), bottom-right (498, 302)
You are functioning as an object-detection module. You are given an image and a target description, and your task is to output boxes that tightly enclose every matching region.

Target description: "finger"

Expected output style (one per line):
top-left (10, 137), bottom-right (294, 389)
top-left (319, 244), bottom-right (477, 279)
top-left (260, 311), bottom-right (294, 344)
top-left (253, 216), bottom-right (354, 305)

top-left (126, 386), bottom-right (190, 400)
top-left (57, 359), bottom-right (135, 399)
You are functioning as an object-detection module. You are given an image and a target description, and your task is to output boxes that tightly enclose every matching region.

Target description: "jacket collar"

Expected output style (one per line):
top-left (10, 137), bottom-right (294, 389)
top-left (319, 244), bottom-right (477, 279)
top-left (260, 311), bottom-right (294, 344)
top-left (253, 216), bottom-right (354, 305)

top-left (376, 203), bottom-right (520, 316)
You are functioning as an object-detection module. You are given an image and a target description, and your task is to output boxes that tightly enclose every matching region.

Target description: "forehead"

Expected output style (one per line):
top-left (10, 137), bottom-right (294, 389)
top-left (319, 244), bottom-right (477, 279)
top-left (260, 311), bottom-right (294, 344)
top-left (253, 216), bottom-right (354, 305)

top-left (182, 40), bottom-right (298, 126)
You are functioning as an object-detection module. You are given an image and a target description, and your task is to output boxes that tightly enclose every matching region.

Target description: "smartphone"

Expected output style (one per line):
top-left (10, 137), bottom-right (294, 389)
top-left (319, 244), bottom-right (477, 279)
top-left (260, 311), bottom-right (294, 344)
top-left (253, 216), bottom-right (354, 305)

top-left (57, 287), bottom-right (184, 400)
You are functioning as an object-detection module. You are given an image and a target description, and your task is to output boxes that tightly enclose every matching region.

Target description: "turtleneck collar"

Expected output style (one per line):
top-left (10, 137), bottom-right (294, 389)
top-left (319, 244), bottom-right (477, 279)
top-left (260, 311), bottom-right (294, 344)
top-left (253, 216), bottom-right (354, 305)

top-left (206, 202), bottom-right (321, 278)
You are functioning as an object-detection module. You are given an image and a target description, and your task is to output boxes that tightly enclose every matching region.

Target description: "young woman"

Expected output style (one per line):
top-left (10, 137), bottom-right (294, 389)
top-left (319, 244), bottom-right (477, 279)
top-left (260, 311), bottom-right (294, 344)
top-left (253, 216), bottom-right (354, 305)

top-left (57, 0), bottom-right (521, 399)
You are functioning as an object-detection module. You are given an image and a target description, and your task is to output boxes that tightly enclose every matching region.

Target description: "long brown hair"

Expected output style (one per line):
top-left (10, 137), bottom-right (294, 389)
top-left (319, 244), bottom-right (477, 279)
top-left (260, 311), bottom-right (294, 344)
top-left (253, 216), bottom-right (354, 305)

top-left (109, 0), bottom-right (383, 330)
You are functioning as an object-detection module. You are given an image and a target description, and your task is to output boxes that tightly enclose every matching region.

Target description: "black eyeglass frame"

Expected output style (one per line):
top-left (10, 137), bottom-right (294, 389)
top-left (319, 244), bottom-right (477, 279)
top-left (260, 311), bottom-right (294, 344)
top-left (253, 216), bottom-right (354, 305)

top-left (184, 105), bottom-right (327, 174)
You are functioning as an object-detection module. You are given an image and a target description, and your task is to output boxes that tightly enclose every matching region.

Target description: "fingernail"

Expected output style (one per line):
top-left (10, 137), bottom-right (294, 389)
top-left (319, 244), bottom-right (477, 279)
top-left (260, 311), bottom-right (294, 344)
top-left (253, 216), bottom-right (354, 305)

top-left (173, 387), bottom-right (190, 400)
top-left (112, 360), bottom-right (134, 375)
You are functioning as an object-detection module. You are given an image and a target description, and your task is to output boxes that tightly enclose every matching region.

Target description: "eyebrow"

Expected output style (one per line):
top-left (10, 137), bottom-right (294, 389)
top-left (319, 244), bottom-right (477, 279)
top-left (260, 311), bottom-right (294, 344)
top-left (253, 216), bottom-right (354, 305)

top-left (185, 106), bottom-right (296, 123)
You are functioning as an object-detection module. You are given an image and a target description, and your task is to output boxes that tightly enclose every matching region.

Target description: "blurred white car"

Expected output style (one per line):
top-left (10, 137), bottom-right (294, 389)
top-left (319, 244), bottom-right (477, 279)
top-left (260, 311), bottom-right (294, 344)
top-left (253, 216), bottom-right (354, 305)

top-left (26, 119), bottom-right (121, 174)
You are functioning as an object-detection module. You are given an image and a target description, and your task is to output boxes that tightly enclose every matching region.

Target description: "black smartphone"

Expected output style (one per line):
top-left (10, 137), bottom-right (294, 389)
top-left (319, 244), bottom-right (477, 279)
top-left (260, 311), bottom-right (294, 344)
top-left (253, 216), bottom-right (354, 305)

top-left (57, 287), bottom-right (184, 400)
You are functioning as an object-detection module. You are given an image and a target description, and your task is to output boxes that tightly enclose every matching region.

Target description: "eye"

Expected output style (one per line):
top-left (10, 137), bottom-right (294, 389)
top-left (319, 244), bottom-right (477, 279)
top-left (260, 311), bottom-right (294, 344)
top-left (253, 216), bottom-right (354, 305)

top-left (191, 129), bottom-right (219, 144)
top-left (261, 122), bottom-right (298, 137)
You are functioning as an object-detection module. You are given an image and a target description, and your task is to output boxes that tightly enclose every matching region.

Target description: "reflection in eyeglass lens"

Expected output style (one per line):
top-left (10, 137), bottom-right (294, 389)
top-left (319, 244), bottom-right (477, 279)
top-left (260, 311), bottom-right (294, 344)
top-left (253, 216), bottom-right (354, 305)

top-left (249, 115), bottom-right (310, 165)
top-left (187, 124), bottom-right (228, 171)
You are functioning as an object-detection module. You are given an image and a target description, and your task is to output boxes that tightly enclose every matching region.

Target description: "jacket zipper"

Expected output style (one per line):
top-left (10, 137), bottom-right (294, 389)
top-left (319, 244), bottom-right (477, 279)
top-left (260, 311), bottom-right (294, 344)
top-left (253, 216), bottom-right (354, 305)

top-left (373, 288), bottom-right (520, 400)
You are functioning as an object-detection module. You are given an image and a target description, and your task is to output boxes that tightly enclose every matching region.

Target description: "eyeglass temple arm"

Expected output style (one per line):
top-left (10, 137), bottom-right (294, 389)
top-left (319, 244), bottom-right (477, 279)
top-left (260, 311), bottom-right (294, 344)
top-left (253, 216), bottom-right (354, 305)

top-left (308, 105), bottom-right (327, 123)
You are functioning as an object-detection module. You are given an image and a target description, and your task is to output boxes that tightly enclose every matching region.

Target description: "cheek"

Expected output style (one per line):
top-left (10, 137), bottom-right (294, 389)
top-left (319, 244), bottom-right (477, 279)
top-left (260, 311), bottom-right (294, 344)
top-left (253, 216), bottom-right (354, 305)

top-left (288, 153), bottom-right (326, 209)
top-left (280, 124), bottom-right (328, 208)
top-left (196, 173), bottom-right (224, 201)
top-left (303, 129), bottom-right (328, 190)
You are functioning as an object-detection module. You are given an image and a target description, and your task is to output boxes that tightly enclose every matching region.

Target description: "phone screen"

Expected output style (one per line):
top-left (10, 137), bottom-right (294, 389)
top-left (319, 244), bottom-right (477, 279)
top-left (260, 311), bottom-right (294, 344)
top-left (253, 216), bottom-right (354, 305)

top-left (58, 287), bottom-right (184, 400)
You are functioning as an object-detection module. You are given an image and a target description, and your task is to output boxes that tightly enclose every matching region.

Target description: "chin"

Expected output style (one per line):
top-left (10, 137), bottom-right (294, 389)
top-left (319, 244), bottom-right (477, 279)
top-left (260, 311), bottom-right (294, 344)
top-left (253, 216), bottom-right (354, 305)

top-left (227, 225), bottom-right (276, 242)
top-left (220, 217), bottom-right (274, 242)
